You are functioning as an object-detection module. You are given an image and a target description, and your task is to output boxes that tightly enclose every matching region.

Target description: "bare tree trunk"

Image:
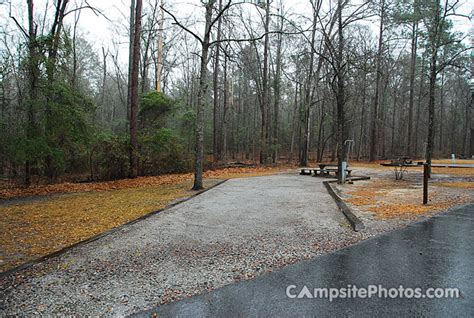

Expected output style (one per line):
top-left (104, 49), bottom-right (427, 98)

top-left (369, 0), bottom-right (385, 162)
top-left (192, 1), bottom-right (214, 190)
top-left (425, 0), bottom-right (443, 174)
top-left (212, 0), bottom-right (223, 162)
top-left (390, 88), bottom-right (397, 156)
top-left (300, 4), bottom-right (317, 167)
top-left (71, 6), bottom-right (81, 88)
top-left (470, 127), bottom-right (474, 158)
top-left (156, 0), bottom-right (165, 92)
top-left (46, 0), bottom-right (69, 82)
top-left (330, 101), bottom-right (337, 162)
top-left (222, 52), bottom-right (229, 163)
top-left (25, 0), bottom-right (39, 186)
top-left (140, 37), bottom-right (151, 93)
top-left (462, 95), bottom-right (470, 155)
top-left (129, 0), bottom-right (143, 178)
top-left (272, 11), bottom-right (283, 164)
top-left (406, 16), bottom-right (418, 157)
top-left (288, 82), bottom-right (298, 163)
top-left (380, 74), bottom-right (390, 159)
top-left (357, 73), bottom-right (368, 160)
top-left (449, 99), bottom-right (457, 154)
top-left (316, 100), bottom-right (326, 162)
top-left (336, 0), bottom-right (347, 183)
top-left (259, 1), bottom-right (270, 164)
top-left (426, 45), bottom-right (438, 170)
top-left (438, 70), bottom-right (445, 154)
top-left (44, 0), bottom-right (69, 182)
top-left (141, 1), bottom-right (160, 93)
top-left (414, 57), bottom-right (425, 158)
top-left (101, 47), bottom-right (108, 115)
top-left (127, 0), bottom-right (136, 131)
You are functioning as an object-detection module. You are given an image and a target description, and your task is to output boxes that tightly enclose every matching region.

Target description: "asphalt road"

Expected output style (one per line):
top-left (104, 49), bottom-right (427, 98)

top-left (136, 204), bottom-right (474, 317)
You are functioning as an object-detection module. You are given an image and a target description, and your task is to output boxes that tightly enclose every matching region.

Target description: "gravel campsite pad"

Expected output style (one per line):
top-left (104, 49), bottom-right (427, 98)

top-left (1, 173), bottom-right (384, 316)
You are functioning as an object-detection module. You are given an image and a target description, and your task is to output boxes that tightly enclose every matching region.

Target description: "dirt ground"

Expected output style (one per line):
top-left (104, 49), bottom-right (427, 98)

top-left (334, 160), bottom-right (473, 230)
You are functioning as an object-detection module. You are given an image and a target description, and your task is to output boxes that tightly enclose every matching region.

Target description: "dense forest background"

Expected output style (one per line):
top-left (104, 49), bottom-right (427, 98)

top-left (0, 0), bottom-right (472, 186)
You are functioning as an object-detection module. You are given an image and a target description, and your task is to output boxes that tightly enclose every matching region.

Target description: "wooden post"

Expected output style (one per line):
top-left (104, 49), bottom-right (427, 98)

top-left (423, 163), bottom-right (429, 205)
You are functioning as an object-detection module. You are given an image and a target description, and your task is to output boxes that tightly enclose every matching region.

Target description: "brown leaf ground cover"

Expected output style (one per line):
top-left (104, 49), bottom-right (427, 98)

top-left (342, 160), bottom-right (473, 220)
top-left (0, 166), bottom-right (288, 200)
top-left (0, 166), bottom-right (292, 272)
top-left (436, 181), bottom-right (474, 189)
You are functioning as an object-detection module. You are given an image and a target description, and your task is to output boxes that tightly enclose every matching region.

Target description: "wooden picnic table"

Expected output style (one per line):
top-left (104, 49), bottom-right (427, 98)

top-left (300, 163), bottom-right (338, 175)
top-left (314, 163), bottom-right (352, 177)
top-left (318, 163), bottom-right (338, 170)
top-left (300, 163), bottom-right (352, 178)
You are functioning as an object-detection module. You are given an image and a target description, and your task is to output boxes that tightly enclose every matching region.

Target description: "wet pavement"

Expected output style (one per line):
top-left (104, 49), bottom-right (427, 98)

top-left (136, 204), bottom-right (474, 317)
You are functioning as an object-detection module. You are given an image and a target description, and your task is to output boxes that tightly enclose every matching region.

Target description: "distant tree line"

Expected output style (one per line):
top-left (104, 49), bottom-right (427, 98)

top-left (0, 0), bottom-right (472, 186)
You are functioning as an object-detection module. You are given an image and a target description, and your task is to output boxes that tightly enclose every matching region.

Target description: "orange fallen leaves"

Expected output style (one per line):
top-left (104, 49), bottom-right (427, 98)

top-left (350, 161), bottom-right (393, 170)
top-left (204, 166), bottom-right (289, 179)
top-left (432, 159), bottom-right (473, 164)
top-left (0, 181), bottom-right (208, 272)
top-left (0, 174), bottom-right (193, 200)
top-left (343, 176), bottom-right (471, 220)
top-left (0, 185), bottom-right (166, 271)
top-left (0, 165), bottom-right (290, 200)
top-left (436, 181), bottom-right (474, 189)
top-left (345, 196), bottom-right (377, 206)
top-left (431, 168), bottom-right (474, 177)
top-left (374, 203), bottom-right (449, 219)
